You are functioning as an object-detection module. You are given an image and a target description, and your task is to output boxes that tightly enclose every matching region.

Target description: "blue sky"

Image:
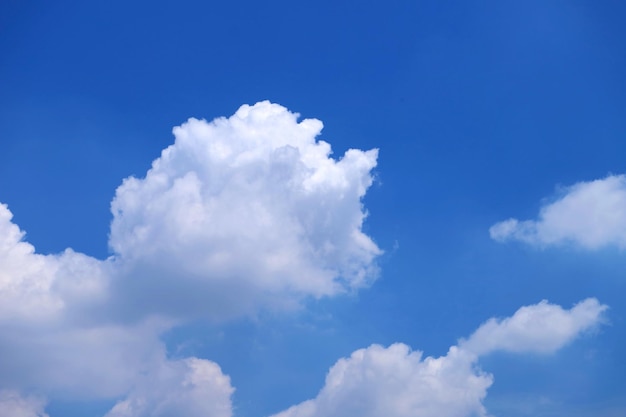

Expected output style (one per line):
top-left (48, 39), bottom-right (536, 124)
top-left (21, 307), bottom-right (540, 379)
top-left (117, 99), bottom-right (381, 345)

top-left (1, 1), bottom-right (625, 416)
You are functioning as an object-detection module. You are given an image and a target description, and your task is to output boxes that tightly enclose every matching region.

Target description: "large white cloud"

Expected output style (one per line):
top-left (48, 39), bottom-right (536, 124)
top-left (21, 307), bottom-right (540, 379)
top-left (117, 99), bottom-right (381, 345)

top-left (490, 175), bottom-right (626, 249)
top-left (0, 101), bottom-right (382, 326)
top-left (0, 102), bottom-right (381, 414)
top-left (271, 298), bottom-right (607, 417)
top-left (109, 101), bottom-right (381, 319)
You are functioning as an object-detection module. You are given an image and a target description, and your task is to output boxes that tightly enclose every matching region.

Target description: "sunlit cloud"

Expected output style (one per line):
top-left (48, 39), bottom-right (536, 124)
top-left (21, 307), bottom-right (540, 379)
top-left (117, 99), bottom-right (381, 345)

top-left (270, 298), bottom-right (606, 417)
top-left (490, 175), bottom-right (626, 249)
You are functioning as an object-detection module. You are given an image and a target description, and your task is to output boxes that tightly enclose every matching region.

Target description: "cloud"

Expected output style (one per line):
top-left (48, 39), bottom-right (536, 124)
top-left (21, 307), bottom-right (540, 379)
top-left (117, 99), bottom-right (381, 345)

top-left (0, 203), bottom-right (167, 399)
top-left (270, 298), bottom-right (607, 417)
top-left (0, 319), bottom-right (169, 399)
top-left (0, 203), bottom-right (65, 321)
top-left (0, 102), bottom-right (380, 412)
top-left (1, 101), bottom-right (381, 326)
top-left (490, 175), bottom-right (626, 249)
top-left (0, 102), bottom-right (609, 417)
top-left (109, 100), bottom-right (381, 320)
top-left (0, 390), bottom-right (48, 417)
top-left (0, 203), bottom-right (108, 322)
top-left (460, 298), bottom-right (607, 356)
top-left (271, 344), bottom-right (492, 417)
top-left (104, 358), bottom-right (233, 417)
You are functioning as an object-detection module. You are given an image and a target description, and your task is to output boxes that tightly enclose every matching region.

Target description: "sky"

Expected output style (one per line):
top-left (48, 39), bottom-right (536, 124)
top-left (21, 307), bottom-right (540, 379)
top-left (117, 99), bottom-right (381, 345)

top-left (1, 1), bottom-right (626, 416)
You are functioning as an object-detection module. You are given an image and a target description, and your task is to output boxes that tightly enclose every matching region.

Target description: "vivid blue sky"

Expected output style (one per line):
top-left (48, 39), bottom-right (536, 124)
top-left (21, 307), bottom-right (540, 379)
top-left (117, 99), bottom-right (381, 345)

top-left (1, 1), bottom-right (625, 417)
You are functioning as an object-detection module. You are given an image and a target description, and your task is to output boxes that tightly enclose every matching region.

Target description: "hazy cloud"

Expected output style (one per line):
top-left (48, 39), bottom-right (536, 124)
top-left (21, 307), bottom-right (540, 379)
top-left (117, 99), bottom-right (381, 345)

top-left (0, 390), bottom-right (48, 417)
top-left (104, 358), bottom-right (233, 417)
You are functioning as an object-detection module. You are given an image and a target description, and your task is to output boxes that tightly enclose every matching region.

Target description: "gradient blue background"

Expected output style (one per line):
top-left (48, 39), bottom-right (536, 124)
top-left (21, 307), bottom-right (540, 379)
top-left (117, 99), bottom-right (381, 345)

top-left (1, 1), bottom-right (625, 416)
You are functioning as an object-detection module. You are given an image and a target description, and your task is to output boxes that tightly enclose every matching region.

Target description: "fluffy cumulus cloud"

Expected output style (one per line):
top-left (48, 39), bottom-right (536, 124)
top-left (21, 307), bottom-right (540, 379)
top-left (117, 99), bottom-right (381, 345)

top-left (0, 102), bottom-right (380, 416)
top-left (271, 344), bottom-right (491, 417)
top-left (0, 102), bottom-right (610, 417)
top-left (0, 204), bottom-right (106, 321)
top-left (271, 298), bottom-right (607, 417)
top-left (0, 319), bottom-right (169, 399)
top-left (490, 175), bottom-right (626, 249)
top-left (110, 101), bottom-right (381, 319)
top-left (0, 203), bottom-right (61, 320)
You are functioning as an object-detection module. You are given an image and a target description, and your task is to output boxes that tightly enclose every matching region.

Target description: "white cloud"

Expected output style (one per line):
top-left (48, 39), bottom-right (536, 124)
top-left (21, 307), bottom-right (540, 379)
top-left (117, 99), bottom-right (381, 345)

top-left (109, 101), bottom-right (381, 319)
top-left (0, 204), bottom-right (234, 411)
top-left (104, 358), bottom-right (234, 417)
top-left (1, 101), bottom-right (381, 325)
top-left (0, 203), bottom-right (64, 320)
top-left (0, 102), bottom-right (610, 417)
top-left (490, 175), bottom-right (626, 249)
top-left (0, 203), bottom-right (166, 399)
top-left (271, 344), bottom-right (491, 417)
top-left (0, 390), bottom-right (48, 417)
top-left (270, 298), bottom-right (607, 417)
top-left (0, 102), bottom-right (380, 414)
top-left (0, 203), bottom-right (108, 322)
top-left (460, 298), bottom-right (607, 356)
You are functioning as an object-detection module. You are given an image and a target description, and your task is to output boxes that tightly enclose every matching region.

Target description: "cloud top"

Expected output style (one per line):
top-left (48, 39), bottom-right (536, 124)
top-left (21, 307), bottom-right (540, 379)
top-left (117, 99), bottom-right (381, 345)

top-left (110, 101), bottom-right (381, 319)
top-left (490, 175), bottom-right (626, 249)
